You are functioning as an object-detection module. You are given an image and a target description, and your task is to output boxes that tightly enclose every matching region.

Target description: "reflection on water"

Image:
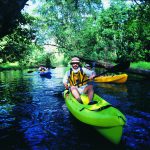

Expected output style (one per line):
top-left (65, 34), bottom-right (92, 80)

top-left (0, 68), bottom-right (150, 150)
top-left (97, 83), bottom-right (128, 93)
top-left (94, 75), bottom-right (150, 150)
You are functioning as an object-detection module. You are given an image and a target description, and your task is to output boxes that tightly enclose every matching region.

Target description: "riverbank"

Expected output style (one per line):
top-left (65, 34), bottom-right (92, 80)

top-left (0, 62), bottom-right (20, 71)
top-left (95, 61), bottom-right (150, 77)
top-left (0, 62), bottom-right (33, 71)
top-left (130, 61), bottom-right (150, 70)
top-left (0, 61), bottom-right (150, 77)
top-left (0, 62), bottom-right (56, 71)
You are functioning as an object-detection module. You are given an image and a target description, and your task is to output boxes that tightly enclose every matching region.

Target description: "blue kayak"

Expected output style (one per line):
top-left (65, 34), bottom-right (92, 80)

top-left (39, 71), bottom-right (51, 77)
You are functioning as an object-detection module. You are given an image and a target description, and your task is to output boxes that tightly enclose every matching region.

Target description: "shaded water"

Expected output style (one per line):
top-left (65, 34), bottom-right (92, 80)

top-left (0, 68), bottom-right (150, 150)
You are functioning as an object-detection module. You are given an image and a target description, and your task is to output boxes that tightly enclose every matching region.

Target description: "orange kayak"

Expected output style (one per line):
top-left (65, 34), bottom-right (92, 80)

top-left (94, 74), bottom-right (128, 83)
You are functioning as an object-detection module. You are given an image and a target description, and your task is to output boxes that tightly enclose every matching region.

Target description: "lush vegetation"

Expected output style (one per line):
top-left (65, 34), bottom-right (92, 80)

top-left (0, 62), bottom-right (20, 70)
top-left (0, 0), bottom-right (149, 69)
top-left (131, 61), bottom-right (150, 70)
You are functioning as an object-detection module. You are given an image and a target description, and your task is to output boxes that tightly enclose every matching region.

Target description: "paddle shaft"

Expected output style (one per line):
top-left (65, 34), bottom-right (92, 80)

top-left (74, 70), bottom-right (109, 86)
top-left (75, 61), bottom-right (130, 86)
top-left (27, 70), bottom-right (34, 73)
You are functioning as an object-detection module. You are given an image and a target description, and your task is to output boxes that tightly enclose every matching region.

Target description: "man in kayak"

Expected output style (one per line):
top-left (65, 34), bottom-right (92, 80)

top-left (63, 57), bottom-right (96, 104)
top-left (85, 63), bottom-right (97, 76)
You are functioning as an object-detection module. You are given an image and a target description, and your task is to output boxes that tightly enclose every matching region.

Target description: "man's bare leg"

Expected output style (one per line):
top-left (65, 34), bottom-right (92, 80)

top-left (83, 85), bottom-right (94, 102)
top-left (70, 86), bottom-right (82, 103)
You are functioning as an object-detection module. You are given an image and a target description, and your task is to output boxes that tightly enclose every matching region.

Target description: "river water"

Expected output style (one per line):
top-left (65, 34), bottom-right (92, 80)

top-left (0, 67), bottom-right (150, 150)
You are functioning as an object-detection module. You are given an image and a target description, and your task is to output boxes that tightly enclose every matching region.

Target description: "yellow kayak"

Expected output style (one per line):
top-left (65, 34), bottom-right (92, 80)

top-left (94, 74), bottom-right (128, 83)
top-left (63, 90), bottom-right (126, 144)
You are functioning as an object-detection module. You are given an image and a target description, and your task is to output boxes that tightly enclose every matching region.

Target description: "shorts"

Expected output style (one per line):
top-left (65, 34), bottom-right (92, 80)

top-left (77, 84), bottom-right (87, 94)
top-left (69, 84), bottom-right (87, 94)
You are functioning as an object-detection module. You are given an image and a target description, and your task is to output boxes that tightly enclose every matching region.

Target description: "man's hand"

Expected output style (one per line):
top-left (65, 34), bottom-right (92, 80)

top-left (89, 74), bottom-right (95, 80)
top-left (64, 83), bottom-right (69, 90)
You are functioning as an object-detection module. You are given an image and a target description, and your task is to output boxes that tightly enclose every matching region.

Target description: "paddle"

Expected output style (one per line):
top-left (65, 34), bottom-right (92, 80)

top-left (75, 61), bottom-right (130, 86)
top-left (27, 70), bottom-right (34, 73)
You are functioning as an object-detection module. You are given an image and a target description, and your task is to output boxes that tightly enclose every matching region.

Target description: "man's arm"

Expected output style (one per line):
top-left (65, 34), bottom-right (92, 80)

top-left (63, 71), bottom-right (69, 90)
top-left (64, 83), bottom-right (69, 90)
top-left (83, 68), bottom-right (96, 80)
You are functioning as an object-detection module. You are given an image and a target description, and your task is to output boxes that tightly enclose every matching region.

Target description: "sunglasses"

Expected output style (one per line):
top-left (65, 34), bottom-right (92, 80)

top-left (71, 62), bottom-right (79, 65)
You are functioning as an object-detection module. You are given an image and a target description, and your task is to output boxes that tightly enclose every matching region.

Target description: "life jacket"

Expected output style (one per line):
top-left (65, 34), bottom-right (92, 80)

top-left (68, 67), bottom-right (88, 87)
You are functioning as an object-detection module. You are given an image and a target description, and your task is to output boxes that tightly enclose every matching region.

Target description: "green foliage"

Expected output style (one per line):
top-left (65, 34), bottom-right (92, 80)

top-left (17, 0), bottom-right (149, 65)
top-left (0, 62), bottom-right (20, 69)
top-left (1, 0), bottom-right (150, 68)
top-left (131, 61), bottom-right (150, 70)
top-left (0, 13), bottom-right (38, 64)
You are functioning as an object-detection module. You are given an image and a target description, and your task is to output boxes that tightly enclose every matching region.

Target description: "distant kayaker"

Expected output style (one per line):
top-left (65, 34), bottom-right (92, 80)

top-left (84, 63), bottom-right (92, 70)
top-left (38, 65), bottom-right (47, 72)
top-left (63, 57), bottom-right (96, 104)
top-left (85, 63), bottom-right (96, 75)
